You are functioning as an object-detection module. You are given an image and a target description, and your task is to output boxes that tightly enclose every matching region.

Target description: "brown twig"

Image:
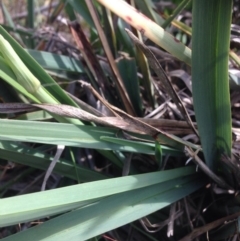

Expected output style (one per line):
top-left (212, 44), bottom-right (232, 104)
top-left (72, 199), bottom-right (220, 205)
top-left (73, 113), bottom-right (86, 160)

top-left (179, 211), bottom-right (240, 241)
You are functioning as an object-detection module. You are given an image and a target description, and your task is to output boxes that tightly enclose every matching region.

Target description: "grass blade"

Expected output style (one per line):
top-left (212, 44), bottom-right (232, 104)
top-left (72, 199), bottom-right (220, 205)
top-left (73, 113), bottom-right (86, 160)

top-left (192, 0), bottom-right (232, 171)
top-left (0, 26), bottom-right (78, 107)
top-left (1, 166), bottom-right (196, 226)
top-left (96, 0), bottom-right (191, 65)
top-left (1, 175), bottom-right (204, 240)
top-left (0, 119), bottom-right (180, 155)
top-left (0, 141), bottom-right (107, 182)
top-left (26, 49), bottom-right (84, 73)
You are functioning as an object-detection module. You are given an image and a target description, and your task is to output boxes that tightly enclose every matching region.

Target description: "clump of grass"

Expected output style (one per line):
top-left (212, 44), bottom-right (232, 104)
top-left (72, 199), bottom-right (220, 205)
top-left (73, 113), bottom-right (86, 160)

top-left (0, 1), bottom-right (240, 240)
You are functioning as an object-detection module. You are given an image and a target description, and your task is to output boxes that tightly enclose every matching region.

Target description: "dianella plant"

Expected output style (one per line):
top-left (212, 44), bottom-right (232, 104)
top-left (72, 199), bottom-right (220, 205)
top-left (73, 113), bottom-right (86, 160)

top-left (0, 0), bottom-right (239, 240)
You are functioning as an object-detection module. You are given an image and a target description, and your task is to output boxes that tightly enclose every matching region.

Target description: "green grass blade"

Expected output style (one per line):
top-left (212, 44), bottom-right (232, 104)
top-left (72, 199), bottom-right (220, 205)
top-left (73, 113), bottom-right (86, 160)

top-left (26, 49), bottom-right (84, 73)
top-left (116, 56), bottom-right (142, 116)
top-left (0, 141), bottom-right (107, 182)
top-left (27, 0), bottom-right (34, 29)
top-left (0, 26), bottom-right (78, 107)
top-left (1, 175), bottom-right (204, 240)
top-left (116, 18), bottom-right (135, 56)
top-left (25, 0), bottom-right (35, 48)
top-left (0, 166), bottom-right (196, 226)
top-left (0, 24), bottom-right (33, 38)
top-left (192, 0), bottom-right (232, 171)
top-left (134, 0), bottom-right (164, 26)
top-left (68, 0), bottom-right (95, 30)
top-left (0, 2), bottom-right (23, 44)
top-left (64, 1), bottom-right (77, 21)
top-left (96, 0), bottom-right (191, 65)
top-left (161, 0), bottom-right (191, 29)
top-left (101, 136), bottom-right (181, 156)
top-left (0, 56), bottom-right (39, 102)
top-left (0, 119), bottom-right (180, 155)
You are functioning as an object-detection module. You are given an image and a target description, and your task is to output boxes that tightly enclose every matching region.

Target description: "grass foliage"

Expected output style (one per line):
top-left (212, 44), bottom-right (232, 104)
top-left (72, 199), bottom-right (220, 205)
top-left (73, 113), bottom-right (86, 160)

top-left (0, 0), bottom-right (240, 240)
